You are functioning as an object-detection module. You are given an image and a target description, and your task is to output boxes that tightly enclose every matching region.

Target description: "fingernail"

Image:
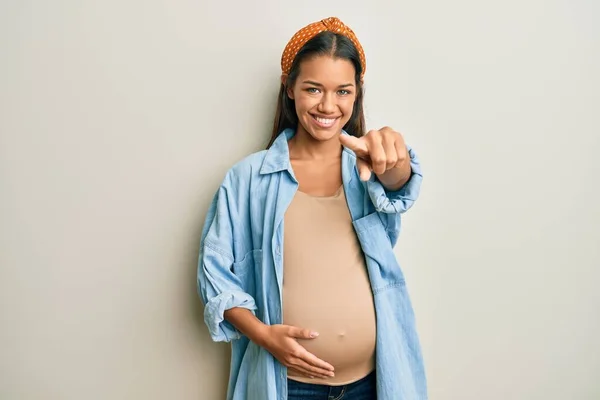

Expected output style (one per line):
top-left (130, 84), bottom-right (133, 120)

top-left (310, 332), bottom-right (319, 338)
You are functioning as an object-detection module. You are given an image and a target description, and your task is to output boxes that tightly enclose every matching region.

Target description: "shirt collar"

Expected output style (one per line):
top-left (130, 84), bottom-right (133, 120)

top-left (259, 128), bottom-right (295, 175)
top-left (259, 127), bottom-right (356, 176)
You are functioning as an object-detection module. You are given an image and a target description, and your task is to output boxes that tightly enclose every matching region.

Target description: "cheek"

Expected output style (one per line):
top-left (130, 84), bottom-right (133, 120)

top-left (295, 95), bottom-right (318, 113)
top-left (342, 98), bottom-right (356, 116)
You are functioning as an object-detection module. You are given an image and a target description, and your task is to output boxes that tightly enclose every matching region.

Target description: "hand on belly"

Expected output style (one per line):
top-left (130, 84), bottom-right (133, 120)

top-left (296, 324), bottom-right (376, 371)
top-left (283, 297), bottom-right (376, 382)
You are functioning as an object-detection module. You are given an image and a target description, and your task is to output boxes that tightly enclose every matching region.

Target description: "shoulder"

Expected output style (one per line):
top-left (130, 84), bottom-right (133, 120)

top-left (221, 149), bottom-right (269, 188)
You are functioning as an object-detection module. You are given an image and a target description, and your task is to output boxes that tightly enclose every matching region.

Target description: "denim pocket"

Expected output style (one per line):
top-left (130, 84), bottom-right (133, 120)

top-left (352, 212), bottom-right (406, 292)
top-left (232, 249), bottom-right (262, 297)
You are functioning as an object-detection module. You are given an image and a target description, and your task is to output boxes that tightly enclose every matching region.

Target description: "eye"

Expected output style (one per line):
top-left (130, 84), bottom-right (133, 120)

top-left (338, 89), bottom-right (351, 96)
top-left (306, 87), bottom-right (320, 94)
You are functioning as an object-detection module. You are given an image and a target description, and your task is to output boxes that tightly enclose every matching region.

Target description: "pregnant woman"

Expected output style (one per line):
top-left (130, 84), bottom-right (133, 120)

top-left (197, 16), bottom-right (427, 400)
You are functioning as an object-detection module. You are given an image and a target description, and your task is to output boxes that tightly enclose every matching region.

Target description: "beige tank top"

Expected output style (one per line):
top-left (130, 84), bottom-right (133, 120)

top-left (282, 186), bottom-right (376, 385)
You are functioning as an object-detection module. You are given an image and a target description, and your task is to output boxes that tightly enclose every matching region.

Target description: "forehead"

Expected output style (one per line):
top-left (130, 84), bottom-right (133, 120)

top-left (297, 55), bottom-right (356, 83)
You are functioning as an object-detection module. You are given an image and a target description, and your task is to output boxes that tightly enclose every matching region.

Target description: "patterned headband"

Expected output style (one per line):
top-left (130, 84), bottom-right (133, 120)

top-left (280, 17), bottom-right (366, 81)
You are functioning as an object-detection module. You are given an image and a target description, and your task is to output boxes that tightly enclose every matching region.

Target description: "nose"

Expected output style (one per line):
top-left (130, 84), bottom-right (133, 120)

top-left (317, 92), bottom-right (336, 114)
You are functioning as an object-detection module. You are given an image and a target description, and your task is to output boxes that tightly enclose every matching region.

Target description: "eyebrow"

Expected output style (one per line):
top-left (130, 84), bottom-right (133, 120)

top-left (302, 80), bottom-right (355, 88)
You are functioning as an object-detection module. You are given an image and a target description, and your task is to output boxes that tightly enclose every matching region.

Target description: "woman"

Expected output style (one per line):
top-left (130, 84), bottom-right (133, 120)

top-left (198, 17), bottom-right (427, 400)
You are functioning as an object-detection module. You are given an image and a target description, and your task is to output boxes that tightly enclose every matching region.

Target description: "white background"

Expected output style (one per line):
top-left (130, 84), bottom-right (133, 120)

top-left (1, 1), bottom-right (599, 399)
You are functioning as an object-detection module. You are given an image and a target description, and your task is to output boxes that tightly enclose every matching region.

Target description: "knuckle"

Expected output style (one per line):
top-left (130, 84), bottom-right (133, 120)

top-left (367, 131), bottom-right (380, 142)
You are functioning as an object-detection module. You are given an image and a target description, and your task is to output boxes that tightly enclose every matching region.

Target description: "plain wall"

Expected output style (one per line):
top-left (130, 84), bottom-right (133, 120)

top-left (1, 1), bottom-right (599, 399)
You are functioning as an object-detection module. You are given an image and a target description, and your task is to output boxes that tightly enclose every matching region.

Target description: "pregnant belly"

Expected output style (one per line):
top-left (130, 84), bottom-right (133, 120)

top-left (283, 294), bottom-right (377, 385)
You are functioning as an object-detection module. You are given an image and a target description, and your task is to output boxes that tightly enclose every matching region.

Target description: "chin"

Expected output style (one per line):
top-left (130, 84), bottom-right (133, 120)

top-left (307, 128), bottom-right (339, 142)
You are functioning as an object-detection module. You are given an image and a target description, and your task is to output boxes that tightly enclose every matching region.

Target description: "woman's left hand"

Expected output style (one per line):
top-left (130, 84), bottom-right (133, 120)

top-left (339, 127), bottom-right (412, 189)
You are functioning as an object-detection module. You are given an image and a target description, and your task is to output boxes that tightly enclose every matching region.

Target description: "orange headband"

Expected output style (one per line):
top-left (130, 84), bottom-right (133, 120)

top-left (280, 17), bottom-right (366, 81)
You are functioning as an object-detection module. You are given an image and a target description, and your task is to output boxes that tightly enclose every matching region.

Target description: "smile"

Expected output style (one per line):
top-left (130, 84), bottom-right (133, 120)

top-left (311, 114), bottom-right (339, 128)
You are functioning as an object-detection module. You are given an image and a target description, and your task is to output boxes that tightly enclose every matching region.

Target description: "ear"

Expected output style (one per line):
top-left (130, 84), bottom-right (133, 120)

top-left (281, 74), bottom-right (294, 100)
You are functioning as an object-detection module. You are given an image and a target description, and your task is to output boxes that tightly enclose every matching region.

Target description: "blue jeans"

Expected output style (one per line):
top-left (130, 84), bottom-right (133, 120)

top-left (287, 371), bottom-right (377, 400)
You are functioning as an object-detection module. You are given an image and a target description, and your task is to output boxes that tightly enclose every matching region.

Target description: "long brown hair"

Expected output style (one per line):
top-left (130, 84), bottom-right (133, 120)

top-left (267, 31), bottom-right (366, 148)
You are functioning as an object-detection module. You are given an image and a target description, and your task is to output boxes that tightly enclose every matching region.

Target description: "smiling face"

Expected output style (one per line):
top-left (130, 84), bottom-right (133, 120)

top-left (286, 55), bottom-right (357, 142)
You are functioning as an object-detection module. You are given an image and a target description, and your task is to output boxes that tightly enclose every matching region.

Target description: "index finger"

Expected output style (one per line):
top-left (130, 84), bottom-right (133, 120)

top-left (339, 134), bottom-right (368, 156)
top-left (300, 350), bottom-right (335, 372)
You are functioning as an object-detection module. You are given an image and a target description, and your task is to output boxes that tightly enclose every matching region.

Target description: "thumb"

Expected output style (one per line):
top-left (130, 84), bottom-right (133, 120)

top-left (356, 158), bottom-right (372, 181)
top-left (290, 327), bottom-right (319, 339)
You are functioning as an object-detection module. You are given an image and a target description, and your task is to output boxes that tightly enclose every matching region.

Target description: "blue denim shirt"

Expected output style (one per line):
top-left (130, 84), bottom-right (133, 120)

top-left (197, 128), bottom-right (427, 400)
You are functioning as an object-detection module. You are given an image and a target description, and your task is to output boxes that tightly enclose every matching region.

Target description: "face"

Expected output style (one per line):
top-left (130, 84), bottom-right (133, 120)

top-left (286, 55), bottom-right (357, 142)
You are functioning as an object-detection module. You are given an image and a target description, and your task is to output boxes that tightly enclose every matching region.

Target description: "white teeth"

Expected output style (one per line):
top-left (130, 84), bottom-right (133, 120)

top-left (314, 116), bottom-right (336, 126)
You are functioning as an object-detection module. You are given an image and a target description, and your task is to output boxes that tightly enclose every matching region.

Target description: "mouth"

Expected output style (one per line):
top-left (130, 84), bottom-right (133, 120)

top-left (310, 114), bottom-right (340, 129)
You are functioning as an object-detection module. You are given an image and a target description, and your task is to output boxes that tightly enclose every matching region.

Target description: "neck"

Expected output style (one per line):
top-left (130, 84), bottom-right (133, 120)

top-left (288, 126), bottom-right (342, 160)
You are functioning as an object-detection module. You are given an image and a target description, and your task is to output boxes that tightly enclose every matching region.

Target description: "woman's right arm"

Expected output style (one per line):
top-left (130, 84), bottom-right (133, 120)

top-left (223, 308), bottom-right (335, 379)
top-left (198, 179), bottom-right (334, 379)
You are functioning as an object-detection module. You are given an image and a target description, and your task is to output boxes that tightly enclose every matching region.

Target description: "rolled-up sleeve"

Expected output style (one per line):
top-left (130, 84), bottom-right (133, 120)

top-left (197, 185), bottom-right (257, 342)
top-left (366, 145), bottom-right (423, 246)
